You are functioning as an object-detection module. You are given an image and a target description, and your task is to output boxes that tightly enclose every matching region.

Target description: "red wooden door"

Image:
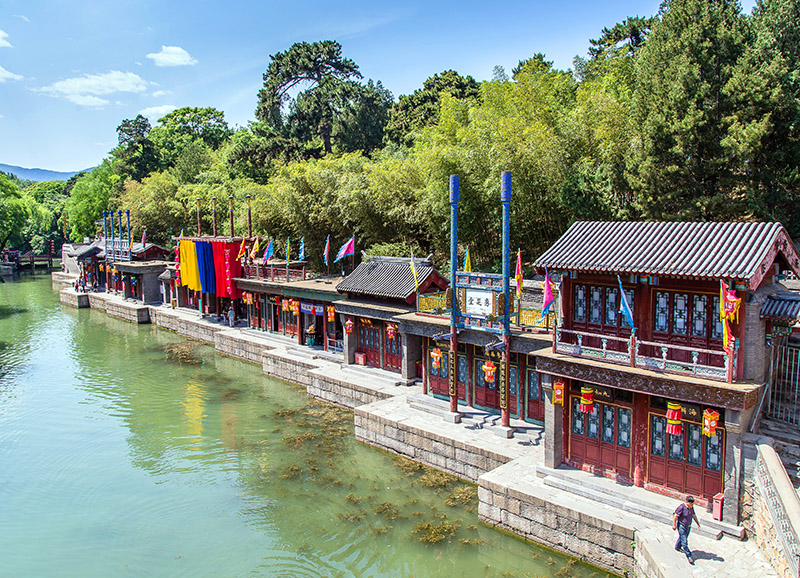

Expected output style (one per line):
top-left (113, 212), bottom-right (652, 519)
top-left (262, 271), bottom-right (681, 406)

top-left (474, 357), bottom-right (499, 410)
top-left (455, 354), bottom-right (467, 403)
top-left (647, 413), bottom-right (723, 500)
top-left (358, 325), bottom-right (381, 367)
top-left (427, 347), bottom-right (449, 397)
top-left (525, 369), bottom-right (544, 422)
top-left (384, 330), bottom-right (401, 373)
top-left (568, 396), bottom-right (632, 480)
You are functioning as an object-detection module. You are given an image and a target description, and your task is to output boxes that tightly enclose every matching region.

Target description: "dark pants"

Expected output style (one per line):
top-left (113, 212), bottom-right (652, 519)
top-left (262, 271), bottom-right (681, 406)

top-left (675, 523), bottom-right (692, 557)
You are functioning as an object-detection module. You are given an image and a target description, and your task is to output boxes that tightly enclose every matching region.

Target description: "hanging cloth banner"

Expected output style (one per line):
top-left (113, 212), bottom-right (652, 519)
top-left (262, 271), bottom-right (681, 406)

top-left (196, 241), bottom-right (217, 294)
top-left (224, 242), bottom-right (243, 299)
top-left (578, 386), bottom-right (594, 413)
top-left (666, 401), bottom-right (683, 435)
top-left (212, 242), bottom-right (228, 297)
top-left (179, 240), bottom-right (201, 292)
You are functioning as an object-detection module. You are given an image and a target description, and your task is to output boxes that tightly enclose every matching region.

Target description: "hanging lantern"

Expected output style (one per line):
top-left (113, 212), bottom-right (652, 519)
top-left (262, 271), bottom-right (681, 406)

top-left (666, 401), bottom-right (683, 435)
top-left (282, 299), bottom-right (289, 312)
top-left (431, 348), bottom-right (443, 370)
top-left (553, 380), bottom-right (565, 405)
top-left (345, 318), bottom-right (354, 335)
top-left (386, 324), bottom-right (397, 341)
top-left (291, 300), bottom-right (300, 315)
top-left (482, 360), bottom-right (496, 383)
top-left (327, 305), bottom-right (335, 323)
top-left (703, 408), bottom-right (720, 437)
top-left (578, 386), bottom-right (594, 413)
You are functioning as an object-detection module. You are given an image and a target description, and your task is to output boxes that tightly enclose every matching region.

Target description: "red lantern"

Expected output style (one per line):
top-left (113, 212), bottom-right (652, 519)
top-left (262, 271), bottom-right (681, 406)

top-left (482, 360), bottom-right (496, 383)
top-left (327, 305), bottom-right (335, 323)
top-left (292, 300), bottom-right (300, 315)
top-left (431, 348), bottom-right (443, 370)
top-left (703, 408), bottom-right (720, 437)
top-left (553, 380), bottom-right (565, 405)
top-left (386, 324), bottom-right (397, 340)
top-left (578, 386), bottom-right (594, 413)
top-left (345, 318), bottom-right (354, 335)
top-left (281, 299), bottom-right (289, 312)
top-left (666, 401), bottom-right (682, 436)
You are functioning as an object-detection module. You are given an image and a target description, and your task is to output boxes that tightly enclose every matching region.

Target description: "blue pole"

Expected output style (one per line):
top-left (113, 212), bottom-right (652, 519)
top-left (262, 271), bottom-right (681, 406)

top-left (500, 171), bottom-right (511, 427)
top-left (449, 175), bottom-right (459, 414)
top-left (125, 209), bottom-right (131, 260)
top-left (118, 210), bottom-right (123, 261)
top-left (109, 211), bottom-right (115, 262)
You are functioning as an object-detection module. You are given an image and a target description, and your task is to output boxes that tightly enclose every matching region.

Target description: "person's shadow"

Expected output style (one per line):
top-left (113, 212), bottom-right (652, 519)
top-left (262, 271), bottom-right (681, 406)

top-left (691, 549), bottom-right (725, 562)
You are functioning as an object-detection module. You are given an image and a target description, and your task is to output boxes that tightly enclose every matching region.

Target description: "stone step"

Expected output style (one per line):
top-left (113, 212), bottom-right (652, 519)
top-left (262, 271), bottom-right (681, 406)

top-left (536, 465), bottom-right (744, 540)
top-left (338, 363), bottom-right (406, 387)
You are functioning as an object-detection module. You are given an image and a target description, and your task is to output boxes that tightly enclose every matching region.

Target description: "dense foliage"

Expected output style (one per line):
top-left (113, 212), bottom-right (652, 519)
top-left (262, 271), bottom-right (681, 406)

top-left (13, 1), bottom-right (798, 271)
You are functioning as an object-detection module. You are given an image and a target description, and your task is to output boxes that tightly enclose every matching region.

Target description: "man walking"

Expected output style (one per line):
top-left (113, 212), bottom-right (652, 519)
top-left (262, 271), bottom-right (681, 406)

top-left (673, 495), bottom-right (700, 564)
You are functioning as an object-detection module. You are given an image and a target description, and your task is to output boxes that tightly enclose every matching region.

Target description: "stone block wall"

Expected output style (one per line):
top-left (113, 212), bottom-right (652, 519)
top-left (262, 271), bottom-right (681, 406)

top-left (214, 331), bottom-right (272, 365)
top-left (105, 300), bottom-right (150, 324)
top-left (87, 293), bottom-right (109, 311)
top-left (262, 351), bottom-right (317, 387)
top-left (59, 289), bottom-right (89, 308)
top-left (478, 473), bottom-right (634, 576)
top-left (353, 408), bottom-right (513, 483)
top-left (149, 308), bottom-right (220, 344)
top-left (52, 272), bottom-right (77, 291)
top-left (308, 370), bottom-right (393, 409)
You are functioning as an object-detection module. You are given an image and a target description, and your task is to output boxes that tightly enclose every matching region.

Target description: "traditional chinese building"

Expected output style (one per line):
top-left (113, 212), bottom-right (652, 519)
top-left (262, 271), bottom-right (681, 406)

top-left (532, 221), bottom-right (800, 521)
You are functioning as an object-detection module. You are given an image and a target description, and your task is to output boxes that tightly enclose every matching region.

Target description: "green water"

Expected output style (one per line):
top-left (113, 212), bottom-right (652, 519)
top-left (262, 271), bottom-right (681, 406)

top-left (0, 277), bottom-right (610, 578)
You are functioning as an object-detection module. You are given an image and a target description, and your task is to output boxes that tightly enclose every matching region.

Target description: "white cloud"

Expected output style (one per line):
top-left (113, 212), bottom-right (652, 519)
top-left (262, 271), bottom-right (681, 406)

top-left (0, 65), bottom-right (23, 82)
top-left (139, 104), bottom-right (177, 119)
top-left (0, 30), bottom-right (12, 48)
top-left (14, 15), bottom-right (30, 23)
top-left (151, 89), bottom-right (171, 97)
top-left (38, 70), bottom-right (149, 107)
top-left (146, 45), bottom-right (197, 67)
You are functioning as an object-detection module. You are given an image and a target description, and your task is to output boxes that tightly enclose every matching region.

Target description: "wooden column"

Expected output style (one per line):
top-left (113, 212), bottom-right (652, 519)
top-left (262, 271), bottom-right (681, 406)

top-left (632, 391), bottom-right (649, 487)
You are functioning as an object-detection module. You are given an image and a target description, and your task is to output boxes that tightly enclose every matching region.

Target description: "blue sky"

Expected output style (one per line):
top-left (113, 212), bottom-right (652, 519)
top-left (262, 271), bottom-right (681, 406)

top-left (1, 0), bottom-right (757, 172)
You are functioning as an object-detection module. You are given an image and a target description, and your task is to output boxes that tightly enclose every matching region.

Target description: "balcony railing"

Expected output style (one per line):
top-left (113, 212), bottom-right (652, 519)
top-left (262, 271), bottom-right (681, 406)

top-left (553, 327), bottom-right (737, 383)
top-left (244, 264), bottom-right (307, 283)
top-left (417, 291), bottom-right (558, 332)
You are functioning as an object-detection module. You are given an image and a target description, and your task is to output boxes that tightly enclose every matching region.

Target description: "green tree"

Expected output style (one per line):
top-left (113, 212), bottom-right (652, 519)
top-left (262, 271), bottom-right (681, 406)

top-left (111, 115), bottom-right (160, 181)
top-left (384, 70), bottom-right (480, 147)
top-left (255, 40), bottom-right (362, 156)
top-left (631, 0), bottom-right (747, 220)
top-left (724, 0), bottom-right (800, 234)
top-left (66, 160), bottom-right (121, 241)
top-left (149, 107), bottom-right (231, 169)
top-left (0, 173), bottom-right (26, 251)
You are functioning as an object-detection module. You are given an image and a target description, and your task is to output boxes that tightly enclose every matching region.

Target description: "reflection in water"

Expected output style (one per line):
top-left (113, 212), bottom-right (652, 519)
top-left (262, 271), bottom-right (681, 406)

top-left (0, 278), bottom-right (611, 578)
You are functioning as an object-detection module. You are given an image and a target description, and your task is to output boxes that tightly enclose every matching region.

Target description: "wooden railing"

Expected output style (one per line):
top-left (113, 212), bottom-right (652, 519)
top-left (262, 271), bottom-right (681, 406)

top-left (244, 264), bottom-right (306, 282)
top-left (553, 327), bottom-right (736, 382)
top-left (417, 291), bottom-right (557, 331)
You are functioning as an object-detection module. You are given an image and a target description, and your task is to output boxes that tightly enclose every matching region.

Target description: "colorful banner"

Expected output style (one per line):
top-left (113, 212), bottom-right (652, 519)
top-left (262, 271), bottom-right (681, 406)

top-left (179, 240), bottom-right (201, 292)
top-left (323, 235), bottom-right (330, 267)
top-left (334, 236), bottom-right (355, 263)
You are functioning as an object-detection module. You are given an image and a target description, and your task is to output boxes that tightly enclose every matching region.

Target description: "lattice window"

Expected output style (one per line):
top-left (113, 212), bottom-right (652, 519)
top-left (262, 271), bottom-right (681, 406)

top-left (711, 296), bottom-right (723, 340)
top-left (589, 286), bottom-right (602, 324)
top-left (651, 415), bottom-right (666, 456)
top-left (617, 408), bottom-right (631, 448)
top-left (574, 284), bottom-right (586, 322)
top-left (669, 431), bottom-right (684, 461)
top-left (587, 404), bottom-right (600, 439)
top-left (602, 405), bottom-right (616, 443)
top-left (655, 292), bottom-right (669, 333)
top-left (457, 356), bottom-right (467, 383)
top-left (605, 287), bottom-right (618, 325)
top-left (692, 295), bottom-right (708, 337)
top-left (673, 293), bottom-right (688, 335)
top-left (622, 289), bottom-right (635, 327)
top-left (509, 366), bottom-right (518, 396)
top-left (571, 397), bottom-right (584, 436)
top-left (705, 432), bottom-right (723, 472)
top-left (439, 353), bottom-right (448, 378)
top-left (474, 360), bottom-right (485, 389)
top-left (528, 370), bottom-right (541, 401)
top-left (687, 424), bottom-right (703, 466)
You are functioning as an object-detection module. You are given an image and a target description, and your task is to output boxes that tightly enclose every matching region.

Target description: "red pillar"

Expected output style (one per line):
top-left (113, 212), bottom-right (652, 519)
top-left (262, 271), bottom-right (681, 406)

top-left (632, 391), bottom-right (649, 487)
top-left (501, 333), bottom-right (511, 427)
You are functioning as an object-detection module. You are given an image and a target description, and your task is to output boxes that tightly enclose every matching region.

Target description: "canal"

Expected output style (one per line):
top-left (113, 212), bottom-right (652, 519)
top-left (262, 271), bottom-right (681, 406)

top-left (0, 277), bottom-right (609, 577)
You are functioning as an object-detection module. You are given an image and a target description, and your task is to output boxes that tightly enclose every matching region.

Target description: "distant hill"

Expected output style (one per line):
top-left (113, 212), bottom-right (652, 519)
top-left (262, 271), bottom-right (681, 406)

top-left (0, 163), bottom-right (95, 182)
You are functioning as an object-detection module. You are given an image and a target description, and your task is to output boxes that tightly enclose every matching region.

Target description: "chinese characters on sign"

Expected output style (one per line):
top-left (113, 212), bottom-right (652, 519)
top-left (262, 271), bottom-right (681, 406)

top-left (465, 288), bottom-right (493, 316)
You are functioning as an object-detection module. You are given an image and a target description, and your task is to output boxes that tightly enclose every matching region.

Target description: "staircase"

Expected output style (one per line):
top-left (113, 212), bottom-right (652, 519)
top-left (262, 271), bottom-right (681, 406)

top-left (759, 417), bottom-right (800, 497)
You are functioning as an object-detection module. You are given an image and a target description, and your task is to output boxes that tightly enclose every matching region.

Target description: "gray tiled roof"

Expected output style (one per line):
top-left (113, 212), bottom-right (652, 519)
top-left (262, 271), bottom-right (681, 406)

top-left (760, 293), bottom-right (800, 322)
top-left (338, 256), bottom-right (443, 299)
top-left (534, 221), bottom-right (792, 281)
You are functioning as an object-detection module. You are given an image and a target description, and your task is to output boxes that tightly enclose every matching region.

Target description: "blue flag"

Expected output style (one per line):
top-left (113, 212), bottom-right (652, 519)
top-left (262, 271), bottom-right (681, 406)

top-left (262, 238), bottom-right (273, 264)
top-left (298, 237), bottom-right (305, 261)
top-left (617, 275), bottom-right (635, 331)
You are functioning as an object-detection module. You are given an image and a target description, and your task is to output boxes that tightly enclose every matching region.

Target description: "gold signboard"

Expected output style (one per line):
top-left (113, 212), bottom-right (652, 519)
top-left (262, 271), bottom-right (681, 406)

top-left (498, 361), bottom-right (507, 410)
top-left (448, 351), bottom-right (456, 396)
